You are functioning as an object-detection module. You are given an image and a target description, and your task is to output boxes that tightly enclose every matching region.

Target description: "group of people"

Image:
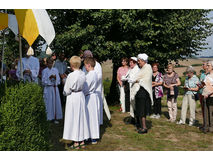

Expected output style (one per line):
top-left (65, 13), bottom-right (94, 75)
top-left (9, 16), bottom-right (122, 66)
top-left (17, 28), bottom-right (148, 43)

top-left (1, 48), bottom-right (213, 149)
top-left (1, 47), bottom-right (108, 149)
top-left (117, 54), bottom-right (213, 134)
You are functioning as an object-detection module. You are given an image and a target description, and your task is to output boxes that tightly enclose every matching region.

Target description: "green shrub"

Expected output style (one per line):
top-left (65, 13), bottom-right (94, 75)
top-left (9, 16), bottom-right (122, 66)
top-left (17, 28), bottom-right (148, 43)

top-left (0, 82), bottom-right (50, 151)
top-left (191, 64), bottom-right (202, 67)
top-left (103, 78), bottom-right (112, 97)
top-left (0, 80), bottom-right (18, 103)
top-left (178, 76), bottom-right (185, 95)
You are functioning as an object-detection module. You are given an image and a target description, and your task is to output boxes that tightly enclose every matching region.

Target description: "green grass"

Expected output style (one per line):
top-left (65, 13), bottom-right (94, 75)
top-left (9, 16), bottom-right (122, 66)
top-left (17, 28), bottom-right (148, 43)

top-left (191, 64), bottom-right (202, 67)
top-left (49, 96), bottom-right (213, 151)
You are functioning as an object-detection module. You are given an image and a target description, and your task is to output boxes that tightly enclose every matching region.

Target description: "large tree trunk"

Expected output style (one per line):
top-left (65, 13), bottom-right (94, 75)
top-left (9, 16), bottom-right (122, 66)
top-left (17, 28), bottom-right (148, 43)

top-left (106, 63), bottom-right (120, 105)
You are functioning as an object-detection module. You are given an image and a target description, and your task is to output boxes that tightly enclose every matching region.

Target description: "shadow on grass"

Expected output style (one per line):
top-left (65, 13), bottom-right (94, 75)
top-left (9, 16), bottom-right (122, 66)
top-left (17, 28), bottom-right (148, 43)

top-left (146, 120), bottom-right (153, 129)
top-left (100, 110), bottom-right (113, 140)
top-left (123, 116), bottom-right (153, 130)
top-left (162, 111), bottom-right (170, 120)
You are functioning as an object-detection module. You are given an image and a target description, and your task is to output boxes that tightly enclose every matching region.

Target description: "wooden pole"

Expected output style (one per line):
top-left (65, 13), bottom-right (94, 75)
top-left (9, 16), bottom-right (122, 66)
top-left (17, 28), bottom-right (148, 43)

top-left (19, 33), bottom-right (23, 80)
top-left (1, 9), bottom-right (7, 83)
top-left (0, 29), bottom-right (6, 82)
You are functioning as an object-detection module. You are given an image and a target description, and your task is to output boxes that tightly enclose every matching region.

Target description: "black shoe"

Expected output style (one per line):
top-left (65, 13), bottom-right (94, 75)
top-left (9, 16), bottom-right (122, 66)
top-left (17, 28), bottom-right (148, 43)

top-left (199, 127), bottom-right (209, 133)
top-left (138, 128), bottom-right (148, 134)
top-left (135, 127), bottom-right (140, 132)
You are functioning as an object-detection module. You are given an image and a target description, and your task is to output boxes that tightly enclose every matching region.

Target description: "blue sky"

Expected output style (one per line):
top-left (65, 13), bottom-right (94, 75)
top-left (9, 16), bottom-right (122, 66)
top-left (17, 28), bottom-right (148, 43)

top-left (198, 11), bottom-right (213, 57)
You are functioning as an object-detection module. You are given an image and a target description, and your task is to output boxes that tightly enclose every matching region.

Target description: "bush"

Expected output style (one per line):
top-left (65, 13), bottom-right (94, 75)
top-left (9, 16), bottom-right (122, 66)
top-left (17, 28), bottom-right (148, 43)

top-left (0, 80), bottom-right (18, 103)
top-left (0, 82), bottom-right (50, 151)
top-left (178, 76), bottom-right (186, 95)
top-left (103, 78), bottom-right (112, 97)
top-left (191, 64), bottom-right (202, 67)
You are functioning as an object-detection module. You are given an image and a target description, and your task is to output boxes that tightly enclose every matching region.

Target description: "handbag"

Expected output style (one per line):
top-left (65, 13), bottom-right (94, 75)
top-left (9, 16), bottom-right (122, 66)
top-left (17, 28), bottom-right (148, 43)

top-left (187, 78), bottom-right (199, 101)
top-left (193, 93), bottom-right (199, 101)
top-left (167, 72), bottom-right (178, 98)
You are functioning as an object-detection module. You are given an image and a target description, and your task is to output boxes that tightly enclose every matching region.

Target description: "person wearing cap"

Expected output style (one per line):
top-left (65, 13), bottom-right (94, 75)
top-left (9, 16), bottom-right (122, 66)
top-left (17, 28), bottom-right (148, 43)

top-left (163, 64), bottom-right (181, 122)
top-left (177, 66), bottom-right (199, 126)
top-left (122, 57), bottom-right (140, 122)
top-left (117, 58), bottom-right (129, 112)
top-left (16, 47), bottom-right (40, 83)
top-left (129, 53), bottom-right (153, 134)
top-left (150, 63), bottom-right (164, 119)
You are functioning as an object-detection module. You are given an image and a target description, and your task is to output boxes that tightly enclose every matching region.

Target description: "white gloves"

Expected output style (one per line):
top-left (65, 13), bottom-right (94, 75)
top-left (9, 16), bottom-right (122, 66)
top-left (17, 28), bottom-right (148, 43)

top-left (121, 76), bottom-right (128, 81)
top-left (128, 79), bottom-right (136, 83)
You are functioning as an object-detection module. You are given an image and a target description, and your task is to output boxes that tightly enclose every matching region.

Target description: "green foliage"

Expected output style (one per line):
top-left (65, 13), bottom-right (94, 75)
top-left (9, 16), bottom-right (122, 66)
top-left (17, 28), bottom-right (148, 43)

top-left (103, 78), bottom-right (112, 96)
top-left (0, 83), bottom-right (50, 151)
top-left (47, 9), bottom-right (213, 66)
top-left (0, 80), bottom-right (18, 103)
top-left (191, 64), bottom-right (202, 67)
top-left (178, 76), bottom-right (186, 95)
top-left (46, 9), bottom-right (213, 103)
top-left (2, 9), bottom-right (212, 103)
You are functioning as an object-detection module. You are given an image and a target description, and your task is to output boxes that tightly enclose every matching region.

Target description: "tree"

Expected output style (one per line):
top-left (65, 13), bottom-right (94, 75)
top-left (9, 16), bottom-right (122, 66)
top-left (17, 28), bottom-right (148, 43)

top-left (2, 9), bottom-right (213, 103)
top-left (47, 9), bottom-right (213, 103)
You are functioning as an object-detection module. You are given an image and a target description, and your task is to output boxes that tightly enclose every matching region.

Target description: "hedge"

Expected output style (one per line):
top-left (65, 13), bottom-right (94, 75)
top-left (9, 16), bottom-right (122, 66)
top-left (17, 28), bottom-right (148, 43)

top-left (0, 82), bottom-right (50, 151)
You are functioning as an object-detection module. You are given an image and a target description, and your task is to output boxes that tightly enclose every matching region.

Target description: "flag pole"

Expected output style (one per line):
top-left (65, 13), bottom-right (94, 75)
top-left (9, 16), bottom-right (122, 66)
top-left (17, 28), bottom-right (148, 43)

top-left (19, 32), bottom-right (23, 80)
top-left (1, 29), bottom-right (6, 82)
top-left (1, 9), bottom-right (7, 83)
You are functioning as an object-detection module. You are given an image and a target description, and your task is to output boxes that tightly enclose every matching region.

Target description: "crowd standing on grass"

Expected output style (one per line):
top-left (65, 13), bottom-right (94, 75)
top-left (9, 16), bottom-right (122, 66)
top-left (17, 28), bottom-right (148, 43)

top-left (117, 54), bottom-right (213, 135)
top-left (1, 46), bottom-right (213, 150)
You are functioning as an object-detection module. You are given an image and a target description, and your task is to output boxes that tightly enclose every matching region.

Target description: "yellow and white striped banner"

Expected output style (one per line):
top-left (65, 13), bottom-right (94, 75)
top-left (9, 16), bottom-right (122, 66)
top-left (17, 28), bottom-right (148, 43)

top-left (0, 12), bottom-right (18, 35)
top-left (0, 10), bottom-right (55, 54)
top-left (0, 13), bottom-right (8, 31)
top-left (14, 9), bottom-right (55, 47)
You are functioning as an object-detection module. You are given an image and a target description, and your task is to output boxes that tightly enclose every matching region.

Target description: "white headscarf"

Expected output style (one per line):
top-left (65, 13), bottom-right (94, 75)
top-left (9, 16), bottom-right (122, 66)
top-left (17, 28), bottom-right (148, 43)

top-left (130, 57), bottom-right (137, 62)
top-left (137, 53), bottom-right (148, 62)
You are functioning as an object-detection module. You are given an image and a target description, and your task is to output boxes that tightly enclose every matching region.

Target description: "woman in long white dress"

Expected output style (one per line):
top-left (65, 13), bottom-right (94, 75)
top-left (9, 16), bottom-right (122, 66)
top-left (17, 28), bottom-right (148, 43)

top-left (63, 56), bottom-right (89, 149)
top-left (83, 57), bottom-right (100, 144)
top-left (42, 58), bottom-right (62, 123)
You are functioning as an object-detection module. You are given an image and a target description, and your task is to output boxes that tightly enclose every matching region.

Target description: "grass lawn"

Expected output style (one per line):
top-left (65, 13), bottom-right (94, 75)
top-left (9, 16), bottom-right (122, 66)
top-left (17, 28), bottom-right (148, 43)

top-left (48, 96), bottom-right (213, 151)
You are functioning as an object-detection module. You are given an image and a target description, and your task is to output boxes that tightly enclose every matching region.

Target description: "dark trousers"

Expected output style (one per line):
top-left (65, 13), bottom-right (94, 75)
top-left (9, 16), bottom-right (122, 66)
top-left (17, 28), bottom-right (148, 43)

top-left (123, 81), bottom-right (130, 112)
top-left (199, 94), bottom-right (205, 123)
top-left (58, 83), bottom-right (65, 107)
top-left (153, 96), bottom-right (162, 115)
top-left (204, 97), bottom-right (213, 132)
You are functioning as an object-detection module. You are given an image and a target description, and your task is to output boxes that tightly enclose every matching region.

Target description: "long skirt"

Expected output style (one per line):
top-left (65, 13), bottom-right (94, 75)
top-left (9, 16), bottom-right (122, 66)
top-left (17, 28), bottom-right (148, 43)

top-left (43, 86), bottom-right (63, 121)
top-left (135, 87), bottom-right (151, 118)
top-left (85, 93), bottom-right (100, 139)
top-left (63, 92), bottom-right (89, 142)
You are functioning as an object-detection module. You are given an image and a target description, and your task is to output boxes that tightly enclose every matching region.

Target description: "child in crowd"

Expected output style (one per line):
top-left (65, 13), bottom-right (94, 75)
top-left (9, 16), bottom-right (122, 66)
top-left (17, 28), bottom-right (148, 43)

top-left (42, 57), bottom-right (63, 124)
top-left (8, 63), bottom-right (18, 81)
top-left (83, 57), bottom-right (100, 144)
top-left (63, 56), bottom-right (89, 149)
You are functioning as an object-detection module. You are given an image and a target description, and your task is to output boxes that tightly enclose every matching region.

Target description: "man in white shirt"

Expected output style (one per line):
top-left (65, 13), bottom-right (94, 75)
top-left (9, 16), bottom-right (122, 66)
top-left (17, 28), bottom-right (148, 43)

top-left (16, 47), bottom-right (40, 83)
top-left (54, 53), bottom-right (67, 106)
